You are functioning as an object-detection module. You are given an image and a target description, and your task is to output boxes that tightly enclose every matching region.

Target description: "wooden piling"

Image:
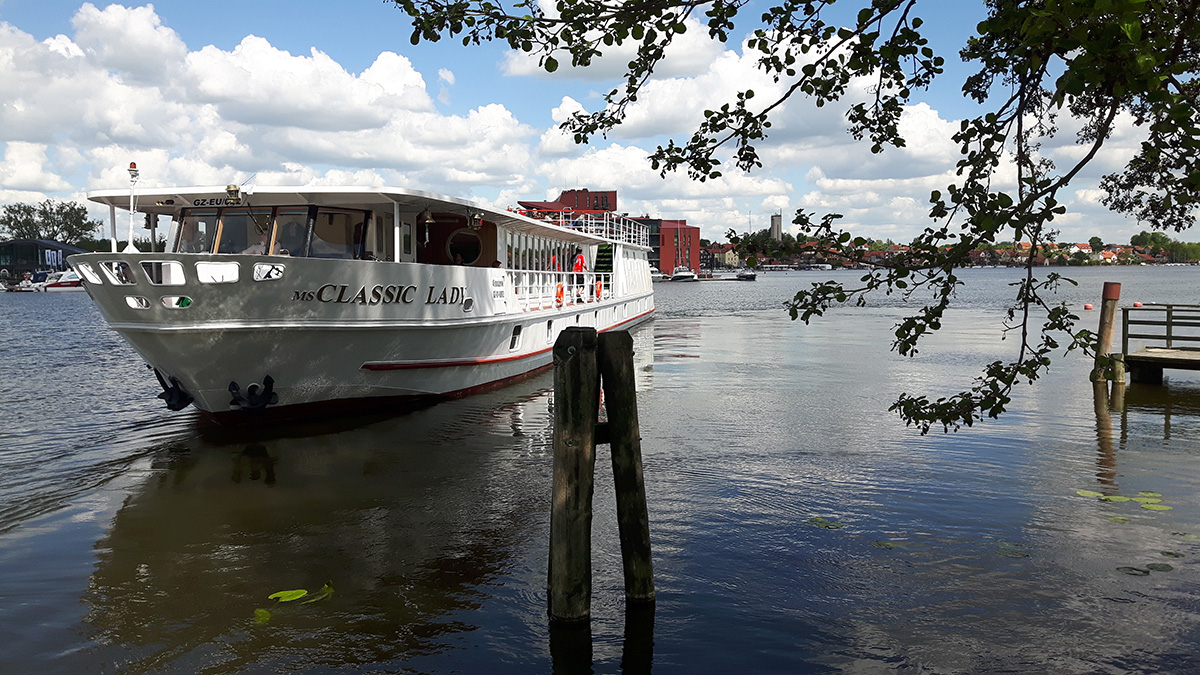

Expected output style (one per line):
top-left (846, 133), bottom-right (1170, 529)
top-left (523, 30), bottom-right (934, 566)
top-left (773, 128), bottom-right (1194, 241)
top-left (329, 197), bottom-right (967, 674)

top-left (1091, 282), bottom-right (1122, 382)
top-left (597, 332), bottom-right (656, 604)
top-left (548, 327), bottom-right (599, 623)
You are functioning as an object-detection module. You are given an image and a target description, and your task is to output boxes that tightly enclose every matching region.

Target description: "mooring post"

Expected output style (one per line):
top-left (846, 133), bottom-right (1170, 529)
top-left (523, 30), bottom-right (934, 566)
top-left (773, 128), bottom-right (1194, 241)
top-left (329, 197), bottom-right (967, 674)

top-left (1091, 282), bottom-right (1122, 382)
top-left (597, 331), bottom-right (655, 604)
top-left (548, 327), bottom-right (600, 623)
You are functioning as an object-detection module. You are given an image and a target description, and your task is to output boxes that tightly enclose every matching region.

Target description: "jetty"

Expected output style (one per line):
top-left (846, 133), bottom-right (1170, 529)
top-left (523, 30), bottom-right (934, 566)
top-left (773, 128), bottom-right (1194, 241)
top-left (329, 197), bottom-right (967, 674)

top-left (1120, 303), bottom-right (1200, 384)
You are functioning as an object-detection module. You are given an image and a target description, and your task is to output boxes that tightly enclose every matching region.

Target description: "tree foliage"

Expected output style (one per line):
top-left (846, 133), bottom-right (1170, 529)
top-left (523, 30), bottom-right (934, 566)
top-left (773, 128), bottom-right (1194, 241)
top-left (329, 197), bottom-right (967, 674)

top-left (391, 0), bottom-right (1200, 432)
top-left (0, 200), bottom-right (102, 245)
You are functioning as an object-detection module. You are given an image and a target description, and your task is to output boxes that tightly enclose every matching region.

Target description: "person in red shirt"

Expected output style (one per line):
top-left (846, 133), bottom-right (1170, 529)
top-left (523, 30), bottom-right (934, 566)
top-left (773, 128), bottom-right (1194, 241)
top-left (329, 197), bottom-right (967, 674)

top-left (572, 249), bottom-right (586, 300)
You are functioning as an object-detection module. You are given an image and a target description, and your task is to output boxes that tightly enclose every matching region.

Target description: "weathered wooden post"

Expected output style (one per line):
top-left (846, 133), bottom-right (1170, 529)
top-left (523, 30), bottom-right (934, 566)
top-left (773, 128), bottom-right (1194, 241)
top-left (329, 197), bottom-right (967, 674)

top-left (597, 331), bottom-right (656, 604)
top-left (548, 328), bottom-right (655, 624)
top-left (548, 327), bottom-right (599, 623)
top-left (1091, 282), bottom-right (1122, 382)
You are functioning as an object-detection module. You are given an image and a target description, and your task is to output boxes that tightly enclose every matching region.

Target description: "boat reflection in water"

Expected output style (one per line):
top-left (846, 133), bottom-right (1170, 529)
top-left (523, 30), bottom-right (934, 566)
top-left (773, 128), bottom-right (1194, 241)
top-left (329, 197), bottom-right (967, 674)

top-left (79, 325), bottom-right (655, 673)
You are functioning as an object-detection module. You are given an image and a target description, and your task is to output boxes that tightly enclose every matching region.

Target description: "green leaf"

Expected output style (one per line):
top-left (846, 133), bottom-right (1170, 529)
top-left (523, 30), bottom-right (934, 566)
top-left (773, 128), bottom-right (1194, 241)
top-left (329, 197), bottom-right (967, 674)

top-left (1130, 497), bottom-right (1162, 504)
top-left (1160, 551), bottom-right (1184, 559)
top-left (1142, 504), bottom-right (1173, 511)
top-left (1076, 489), bottom-right (1104, 498)
top-left (1101, 495), bottom-right (1132, 502)
top-left (301, 581), bottom-right (335, 604)
top-left (1138, 492), bottom-right (1162, 497)
top-left (806, 516), bottom-right (845, 529)
top-left (1108, 516), bottom-right (1130, 523)
top-left (1117, 566), bottom-right (1150, 576)
top-left (1146, 563), bottom-right (1174, 572)
top-left (268, 589), bottom-right (309, 602)
top-left (254, 608), bottom-right (272, 624)
top-left (545, 56), bottom-right (559, 73)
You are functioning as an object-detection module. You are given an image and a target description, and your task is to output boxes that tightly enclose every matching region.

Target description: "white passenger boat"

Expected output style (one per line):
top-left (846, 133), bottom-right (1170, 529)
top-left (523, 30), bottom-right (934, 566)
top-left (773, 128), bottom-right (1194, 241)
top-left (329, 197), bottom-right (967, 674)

top-left (69, 184), bottom-right (655, 419)
top-left (34, 269), bottom-right (85, 291)
top-left (669, 266), bottom-right (698, 282)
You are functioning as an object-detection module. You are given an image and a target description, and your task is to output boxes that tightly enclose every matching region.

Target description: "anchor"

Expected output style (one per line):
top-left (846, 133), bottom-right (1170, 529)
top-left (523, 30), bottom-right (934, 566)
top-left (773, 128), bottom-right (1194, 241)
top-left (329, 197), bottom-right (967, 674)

top-left (229, 375), bottom-right (279, 411)
top-left (152, 367), bottom-right (195, 411)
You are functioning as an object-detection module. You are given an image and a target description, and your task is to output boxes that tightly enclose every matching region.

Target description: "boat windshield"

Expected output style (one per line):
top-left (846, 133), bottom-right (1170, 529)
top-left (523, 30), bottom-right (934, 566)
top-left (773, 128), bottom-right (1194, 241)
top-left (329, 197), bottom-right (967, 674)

top-left (173, 206), bottom-right (371, 259)
top-left (217, 208), bottom-right (274, 254)
top-left (175, 209), bottom-right (217, 253)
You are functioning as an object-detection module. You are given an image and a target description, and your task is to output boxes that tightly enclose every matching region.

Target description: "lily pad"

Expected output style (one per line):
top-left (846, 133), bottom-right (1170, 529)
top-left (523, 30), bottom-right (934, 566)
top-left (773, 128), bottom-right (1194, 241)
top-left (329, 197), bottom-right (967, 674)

top-left (1130, 497), bottom-right (1162, 504)
top-left (995, 542), bottom-right (1031, 558)
top-left (268, 589), bottom-right (309, 602)
top-left (1161, 551), bottom-right (1185, 559)
top-left (254, 608), bottom-right (272, 625)
top-left (1117, 566), bottom-right (1151, 576)
top-left (1142, 504), bottom-right (1173, 511)
top-left (1173, 533), bottom-right (1200, 542)
top-left (1138, 492), bottom-right (1163, 498)
top-left (806, 517), bottom-right (845, 530)
top-left (1101, 495), bottom-right (1132, 502)
top-left (1146, 563), bottom-right (1175, 572)
top-left (301, 581), bottom-right (335, 604)
top-left (1076, 490), bottom-right (1104, 498)
top-left (1108, 516), bottom-right (1131, 524)
top-left (871, 541), bottom-right (895, 550)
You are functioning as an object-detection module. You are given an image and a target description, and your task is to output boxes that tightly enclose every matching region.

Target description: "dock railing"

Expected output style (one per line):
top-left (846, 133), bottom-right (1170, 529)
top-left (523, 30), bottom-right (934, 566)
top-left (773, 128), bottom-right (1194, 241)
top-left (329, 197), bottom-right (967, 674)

top-left (1121, 303), bottom-right (1200, 355)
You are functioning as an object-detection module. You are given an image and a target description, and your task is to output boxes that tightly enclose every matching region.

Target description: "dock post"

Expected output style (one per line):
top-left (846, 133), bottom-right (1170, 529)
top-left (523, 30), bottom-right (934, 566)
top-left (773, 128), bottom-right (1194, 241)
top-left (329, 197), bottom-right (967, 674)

top-left (1091, 282), bottom-right (1122, 382)
top-left (597, 332), bottom-right (656, 604)
top-left (548, 327), bottom-right (600, 623)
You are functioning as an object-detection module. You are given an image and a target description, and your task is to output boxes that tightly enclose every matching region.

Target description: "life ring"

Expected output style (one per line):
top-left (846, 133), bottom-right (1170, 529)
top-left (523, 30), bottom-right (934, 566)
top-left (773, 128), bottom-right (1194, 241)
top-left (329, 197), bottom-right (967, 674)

top-left (595, 279), bottom-right (603, 298)
top-left (555, 283), bottom-right (564, 307)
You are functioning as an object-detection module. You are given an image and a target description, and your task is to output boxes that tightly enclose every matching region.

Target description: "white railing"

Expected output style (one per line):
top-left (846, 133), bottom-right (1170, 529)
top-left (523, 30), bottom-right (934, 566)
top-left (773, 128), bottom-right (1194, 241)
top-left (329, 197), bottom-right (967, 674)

top-left (506, 270), bottom-right (613, 312)
top-left (521, 210), bottom-right (650, 247)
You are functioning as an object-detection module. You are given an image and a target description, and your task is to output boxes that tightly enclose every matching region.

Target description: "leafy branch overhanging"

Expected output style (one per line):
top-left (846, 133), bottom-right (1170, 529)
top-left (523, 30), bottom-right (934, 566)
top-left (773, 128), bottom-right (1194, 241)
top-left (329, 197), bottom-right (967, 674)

top-left (391, 0), bottom-right (1200, 432)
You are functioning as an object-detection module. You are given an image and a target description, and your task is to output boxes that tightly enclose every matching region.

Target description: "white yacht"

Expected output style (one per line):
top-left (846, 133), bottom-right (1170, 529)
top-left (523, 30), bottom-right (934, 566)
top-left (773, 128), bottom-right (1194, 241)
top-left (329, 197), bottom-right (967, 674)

top-left (669, 266), bottom-right (698, 282)
top-left (70, 183), bottom-right (655, 419)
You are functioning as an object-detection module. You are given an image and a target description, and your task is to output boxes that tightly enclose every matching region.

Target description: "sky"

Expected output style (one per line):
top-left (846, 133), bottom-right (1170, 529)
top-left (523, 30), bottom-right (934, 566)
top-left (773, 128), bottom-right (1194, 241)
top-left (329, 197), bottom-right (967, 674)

top-left (0, 0), bottom-right (1161, 245)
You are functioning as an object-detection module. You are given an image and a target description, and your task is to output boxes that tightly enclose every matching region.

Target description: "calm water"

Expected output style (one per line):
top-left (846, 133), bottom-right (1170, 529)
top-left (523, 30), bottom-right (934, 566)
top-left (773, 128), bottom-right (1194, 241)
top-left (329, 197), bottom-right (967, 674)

top-left (4, 267), bottom-right (1200, 673)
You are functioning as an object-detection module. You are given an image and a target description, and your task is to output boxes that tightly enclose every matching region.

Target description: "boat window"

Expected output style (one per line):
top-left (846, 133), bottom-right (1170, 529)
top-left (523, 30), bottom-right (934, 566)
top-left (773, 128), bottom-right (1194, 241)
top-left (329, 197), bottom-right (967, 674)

top-left (99, 261), bottom-right (137, 285)
top-left (311, 208), bottom-right (367, 259)
top-left (125, 296), bottom-right (150, 309)
top-left (161, 295), bottom-right (193, 309)
top-left (141, 261), bottom-right (186, 286)
top-left (272, 207), bottom-right (311, 257)
top-left (75, 263), bottom-right (103, 285)
top-left (253, 262), bottom-right (286, 281)
top-left (195, 261), bottom-right (239, 284)
top-left (446, 228), bottom-right (482, 265)
top-left (509, 324), bottom-right (523, 351)
top-left (217, 208), bottom-right (273, 255)
top-left (175, 209), bottom-right (217, 253)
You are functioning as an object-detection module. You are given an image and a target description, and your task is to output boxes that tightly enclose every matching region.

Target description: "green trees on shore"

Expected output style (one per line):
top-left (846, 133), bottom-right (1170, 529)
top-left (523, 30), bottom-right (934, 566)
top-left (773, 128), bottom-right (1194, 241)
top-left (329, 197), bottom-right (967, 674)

top-left (0, 200), bottom-right (101, 245)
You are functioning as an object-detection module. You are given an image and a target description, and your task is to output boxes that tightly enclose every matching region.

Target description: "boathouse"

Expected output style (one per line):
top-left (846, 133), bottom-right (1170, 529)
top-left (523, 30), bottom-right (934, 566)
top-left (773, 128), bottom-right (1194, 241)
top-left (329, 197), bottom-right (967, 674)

top-left (0, 238), bottom-right (88, 279)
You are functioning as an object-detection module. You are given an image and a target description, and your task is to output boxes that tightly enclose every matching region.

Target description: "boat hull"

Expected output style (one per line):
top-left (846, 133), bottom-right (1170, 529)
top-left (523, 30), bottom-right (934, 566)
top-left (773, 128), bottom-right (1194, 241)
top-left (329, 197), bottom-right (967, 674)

top-left (70, 252), bottom-right (654, 417)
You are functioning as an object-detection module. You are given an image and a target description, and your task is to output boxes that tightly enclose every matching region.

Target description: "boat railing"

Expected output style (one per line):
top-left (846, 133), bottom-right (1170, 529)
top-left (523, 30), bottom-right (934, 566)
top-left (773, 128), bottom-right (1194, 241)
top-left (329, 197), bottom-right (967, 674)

top-left (507, 270), bottom-right (614, 312)
top-left (520, 210), bottom-right (650, 248)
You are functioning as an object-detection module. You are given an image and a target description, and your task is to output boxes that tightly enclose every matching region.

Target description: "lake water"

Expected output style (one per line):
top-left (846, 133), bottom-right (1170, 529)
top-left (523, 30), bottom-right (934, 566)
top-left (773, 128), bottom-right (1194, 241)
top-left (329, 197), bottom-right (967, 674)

top-left (4, 267), bottom-right (1200, 673)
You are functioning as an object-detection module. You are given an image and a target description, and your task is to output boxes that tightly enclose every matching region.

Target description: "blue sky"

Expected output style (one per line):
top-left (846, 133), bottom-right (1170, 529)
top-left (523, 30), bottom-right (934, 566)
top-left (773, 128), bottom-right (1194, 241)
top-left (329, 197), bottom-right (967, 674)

top-left (0, 0), bottom-right (1153, 245)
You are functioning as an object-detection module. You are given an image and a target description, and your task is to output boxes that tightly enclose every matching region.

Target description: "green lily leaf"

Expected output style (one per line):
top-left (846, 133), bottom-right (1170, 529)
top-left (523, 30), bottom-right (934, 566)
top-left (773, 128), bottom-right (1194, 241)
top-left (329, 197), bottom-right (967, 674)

top-left (1108, 516), bottom-right (1130, 524)
top-left (301, 581), bottom-right (335, 604)
top-left (1101, 495), bottom-right (1132, 502)
top-left (1130, 497), bottom-right (1162, 504)
top-left (1138, 492), bottom-right (1163, 497)
top-left (268, 589), bottom-right (309, 602)
top-left (254, 608), bottom-right (272, 625)
top-left (806, 516), bottom-right (845, 530)
top-left (1142, 504), bottom-right (1173, 511)
top-left (1161, 551), bottom-right (1185, 558)
top-left (1146, 563), bottom-right (1175, 572)
top-left (1117, 566), bottom-right (1150, 576)
top-left (1076, 490), bottom-right (1104, 498)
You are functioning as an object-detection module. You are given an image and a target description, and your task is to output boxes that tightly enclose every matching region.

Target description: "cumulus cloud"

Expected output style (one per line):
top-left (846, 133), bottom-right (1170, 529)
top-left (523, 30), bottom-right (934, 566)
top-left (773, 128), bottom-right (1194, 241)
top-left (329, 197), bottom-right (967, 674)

top-left (0, 4), bottom-right (1151, 245)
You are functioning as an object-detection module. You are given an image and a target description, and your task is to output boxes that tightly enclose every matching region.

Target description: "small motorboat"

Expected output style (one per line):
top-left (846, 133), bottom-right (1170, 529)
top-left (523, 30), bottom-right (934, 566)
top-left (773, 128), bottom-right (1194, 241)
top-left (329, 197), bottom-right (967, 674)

top-left (650, 266), bottom-right (666, 282)
top-left (735, 270), bottom-right (757, 281)
top-left (35, 269), bottom-right (86, 291)
top-left (669, 266), bottom-right (698, 282)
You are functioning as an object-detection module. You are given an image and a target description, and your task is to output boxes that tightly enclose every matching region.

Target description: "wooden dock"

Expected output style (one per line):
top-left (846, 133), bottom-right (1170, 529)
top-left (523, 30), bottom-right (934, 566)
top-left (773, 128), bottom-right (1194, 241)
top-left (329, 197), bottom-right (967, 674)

top-left (1121, 304), bottom-right (1200, 384)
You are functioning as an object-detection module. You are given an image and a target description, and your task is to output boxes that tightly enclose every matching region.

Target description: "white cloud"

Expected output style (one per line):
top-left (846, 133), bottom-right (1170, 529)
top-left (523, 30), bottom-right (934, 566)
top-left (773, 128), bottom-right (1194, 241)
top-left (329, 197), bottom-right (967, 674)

top-left (0, 142), bottom-right (72, 191)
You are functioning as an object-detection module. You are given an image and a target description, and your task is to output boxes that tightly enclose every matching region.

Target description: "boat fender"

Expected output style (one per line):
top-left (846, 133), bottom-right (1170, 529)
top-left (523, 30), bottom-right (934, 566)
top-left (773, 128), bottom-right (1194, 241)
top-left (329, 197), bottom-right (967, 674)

top-left (229, 375), bottom-right (279, 411)
top-left (152, 367), bottom-right (195, 411)
top-left (555, 283), bottom-right (564, 307)
top-left (595, 279), bottom-right (602, 298)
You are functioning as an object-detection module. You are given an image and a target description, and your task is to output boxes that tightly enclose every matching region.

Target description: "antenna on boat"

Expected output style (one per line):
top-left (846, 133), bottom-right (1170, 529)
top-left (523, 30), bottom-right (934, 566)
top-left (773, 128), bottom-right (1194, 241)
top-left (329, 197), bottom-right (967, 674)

top-left (123, 162), bottom-right (140, 253)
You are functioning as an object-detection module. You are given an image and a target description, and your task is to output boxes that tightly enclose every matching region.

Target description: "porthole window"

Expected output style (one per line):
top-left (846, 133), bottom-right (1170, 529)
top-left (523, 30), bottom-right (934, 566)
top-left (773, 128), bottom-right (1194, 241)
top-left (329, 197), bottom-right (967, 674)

top-left (446, 228), bottom-right (482, 265)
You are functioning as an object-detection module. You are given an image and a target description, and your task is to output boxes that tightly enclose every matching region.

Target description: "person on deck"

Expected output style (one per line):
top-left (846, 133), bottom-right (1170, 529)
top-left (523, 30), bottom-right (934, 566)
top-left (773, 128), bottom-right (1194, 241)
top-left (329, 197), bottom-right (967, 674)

top-left (572, 249), bottom-right (586, 300)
